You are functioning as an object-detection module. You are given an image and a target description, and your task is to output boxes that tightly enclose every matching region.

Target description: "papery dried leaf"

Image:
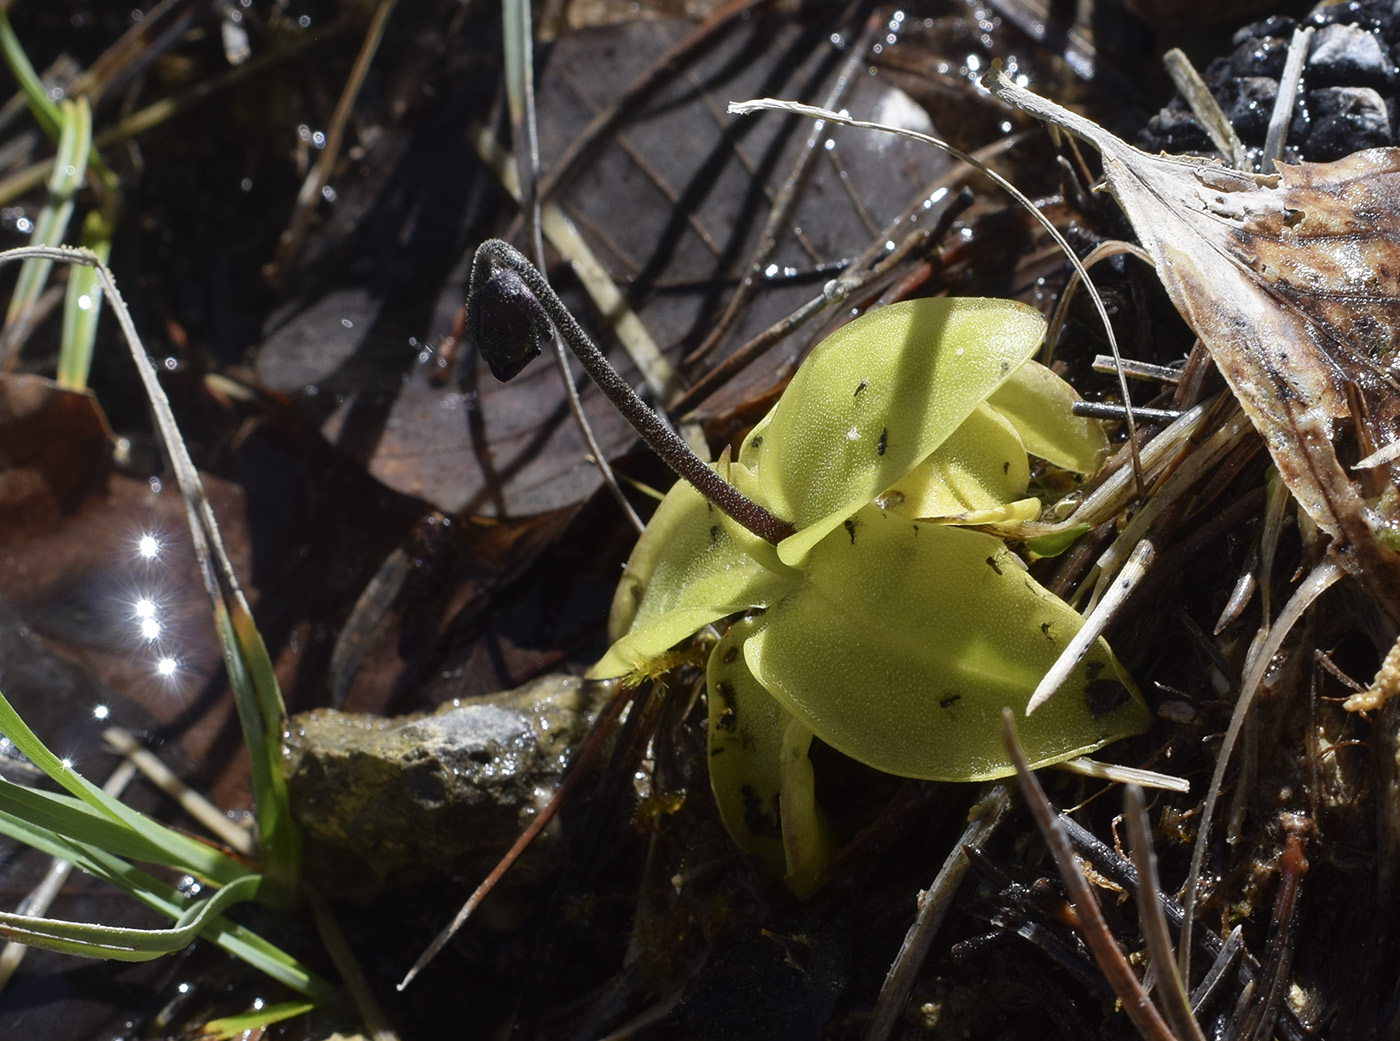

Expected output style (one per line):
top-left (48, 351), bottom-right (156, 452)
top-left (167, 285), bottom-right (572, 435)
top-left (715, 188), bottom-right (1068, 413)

top-left (987, 70), bottom-right (1400, 616)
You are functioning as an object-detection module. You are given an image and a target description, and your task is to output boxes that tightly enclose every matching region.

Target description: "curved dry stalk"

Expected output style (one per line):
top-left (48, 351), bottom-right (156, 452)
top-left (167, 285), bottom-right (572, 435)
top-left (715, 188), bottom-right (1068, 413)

top-left (728, 96), bottom-right (1147, 497)
top-left (1044, 239), bottom-right (1154, 367)
top-left (1177, 559), bottom-right (1343, 984)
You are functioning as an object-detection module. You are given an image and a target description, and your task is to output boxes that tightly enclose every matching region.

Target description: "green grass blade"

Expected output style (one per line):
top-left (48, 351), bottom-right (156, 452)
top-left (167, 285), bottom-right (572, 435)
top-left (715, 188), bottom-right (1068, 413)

top-left (0, 246), bottom-right (301, 902)
top-left (0, 10), bottom-right (62, 135)
top-left (0, 875), bottom-right (260, 961)
top-left (0, 685), bottom-right (250, 884)
top-left (224, 600), bottom-right (300, 902)
top-left (200, 1001), bottom-right (318, 1039)
top-left (3, 96), bottom-right (90, 344)
top-left (0, 806), bottom-right (334, 999)
top-left (0, 777), bottom-right (248, 885)
top-left (57, 207), bottom-right (112, 389)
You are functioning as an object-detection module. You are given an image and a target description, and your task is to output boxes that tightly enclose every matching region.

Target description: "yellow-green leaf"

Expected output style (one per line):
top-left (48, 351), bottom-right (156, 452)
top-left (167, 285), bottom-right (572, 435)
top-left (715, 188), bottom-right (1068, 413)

top-left (878, 403), bottom-right (1029, 520)
top-left (985, 358), bottom-right (1110, 473)
top-left (744, 505), bottom-right (1148, 781)
top-left (592, 477), bottom-right (784, 678)
top-left (706, 618), bottom-right (832, 896)
top-left (738, 298), bottom-right (1046, 566)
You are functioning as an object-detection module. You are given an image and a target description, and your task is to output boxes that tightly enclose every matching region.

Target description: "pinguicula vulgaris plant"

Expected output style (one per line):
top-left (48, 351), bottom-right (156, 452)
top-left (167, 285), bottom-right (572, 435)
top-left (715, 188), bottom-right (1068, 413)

top-left (471, 239), bottom-right (1149, 894)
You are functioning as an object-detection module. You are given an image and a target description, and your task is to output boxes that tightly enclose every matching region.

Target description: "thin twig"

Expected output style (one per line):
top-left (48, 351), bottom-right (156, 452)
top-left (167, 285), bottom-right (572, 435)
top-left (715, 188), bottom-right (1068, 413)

top-left (1263, 28), bottom-right (1313, 165)
top-left (863, 784), bottom-right (1014, 1041)
top-left (685, 6), bottom-right (875, 366)
top-left (1178, 560), bottom-right (1341, 985)
top-left (398, 680), bottom-right (633, 990)
top-left (1027, 538), bottom-right (1154, 714)
top-left (1126, 784), bottom-right (1207, 1041)
top-left (504, 0), bottom-right (647, 537)
top-left (1002, 712), bottom-right (1178, 1041)
top-left (1162, 49), bottom-right (1245, 170)
top-left (266, 0), bottom-right (396, 282)
top-left (307, 888), bottom-right (401, 1041)
top-left (103, 727), bottom-right (255, 856)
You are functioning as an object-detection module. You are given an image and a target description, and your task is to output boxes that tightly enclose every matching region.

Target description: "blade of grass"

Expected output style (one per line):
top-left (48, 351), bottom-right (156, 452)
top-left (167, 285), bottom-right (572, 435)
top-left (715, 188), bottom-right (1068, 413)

top-left (0, 776), bottom-right (247, 884)
top-left (0, 686), bottom-right (250, 884)
top-left (0, 10), bottom-right (117, 181)
top-left (1, 96), bottom-right (90, 362)
top-left (0, 10), bottom-right (62, 135)
top-left (0, 754), bottom-right (137, 990)
top-left (0, 805), bottom-right (333, 999)
top-left (0, 874), bottom-right (260, 961)
top-left (0, 244), bottom-right (302, 905)
top-left (57, 207), bottom-right (113, 388)
top-left (200, 1001), bottom-right (319, 1040)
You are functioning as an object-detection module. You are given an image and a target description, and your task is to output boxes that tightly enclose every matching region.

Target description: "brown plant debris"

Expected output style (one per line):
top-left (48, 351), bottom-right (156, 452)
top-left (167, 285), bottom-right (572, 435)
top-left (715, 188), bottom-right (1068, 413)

top-left (987, 68), bottom-right (1400, 622)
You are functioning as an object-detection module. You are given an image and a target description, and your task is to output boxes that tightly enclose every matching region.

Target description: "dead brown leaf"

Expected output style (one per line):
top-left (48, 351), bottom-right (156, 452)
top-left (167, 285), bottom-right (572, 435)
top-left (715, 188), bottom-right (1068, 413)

top-left (0, 375), bottom-right (114, 543)
top-left (987, 69), bottom-right (1400, 619)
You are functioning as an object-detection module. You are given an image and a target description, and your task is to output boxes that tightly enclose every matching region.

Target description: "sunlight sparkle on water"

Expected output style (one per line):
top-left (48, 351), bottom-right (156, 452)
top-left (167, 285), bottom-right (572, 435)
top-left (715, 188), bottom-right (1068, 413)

top-left (93, 704), bottom-right (109, 720)
top-left (137, 533), bottom-right (162, 560)
top-left (156, 657), bottom-right (178, 678)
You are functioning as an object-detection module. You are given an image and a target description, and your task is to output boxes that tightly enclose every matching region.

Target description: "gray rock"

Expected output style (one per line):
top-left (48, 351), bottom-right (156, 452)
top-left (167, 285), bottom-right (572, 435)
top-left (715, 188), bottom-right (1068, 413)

top-left (1305, 85), bottom-right (1393, 158)
top-left (1223, 76), bottom-right (1281, 138)
top-left (1308, 22), bottom-right (1397, 86)
top-left (283, 674), bottom-right (616, 901)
